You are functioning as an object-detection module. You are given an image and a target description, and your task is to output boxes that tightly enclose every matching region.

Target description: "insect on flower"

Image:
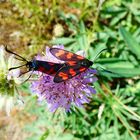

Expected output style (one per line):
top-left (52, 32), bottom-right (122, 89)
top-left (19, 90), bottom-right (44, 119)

top-left (30, 45), bottom-right (99, 112)
top-left (5, 46), bottom-right (64, 83)
top-left (50, 48), bottom-right (106, 83)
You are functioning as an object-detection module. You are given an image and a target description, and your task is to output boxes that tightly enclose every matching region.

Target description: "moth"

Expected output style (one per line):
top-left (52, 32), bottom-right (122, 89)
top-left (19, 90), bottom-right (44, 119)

top-left (5, 46), bottom-right (64, 82)
top-left (6, 46), bottom-right (106, 83)
top-left (50, 48), bottom-right (96, 83)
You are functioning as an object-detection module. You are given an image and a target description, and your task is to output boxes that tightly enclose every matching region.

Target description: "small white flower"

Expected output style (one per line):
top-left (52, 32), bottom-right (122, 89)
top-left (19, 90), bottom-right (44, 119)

top-left (53, 24), bottom-right (64, 37)
top-left (98, 104), bottom-right (105, 120)
top-left (0, 45), bottom-right (22, 115)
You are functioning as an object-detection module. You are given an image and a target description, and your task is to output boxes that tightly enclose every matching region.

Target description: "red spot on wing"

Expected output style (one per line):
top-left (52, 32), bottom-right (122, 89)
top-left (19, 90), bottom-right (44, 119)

top-left (66, 52), bottom-right (73, 59)
top-left (69, 68), bottom-right (76, 76)
top-left (48, 67), bottom-right (55, 75)
top-left (67, 61), bottom-right (76, 66)
top-left (37, 62), bottom-right (61, 76)
top-left (58, 72), bottom-right (68, 80)
top-left (38, 66), bottom-right (45, 72)
top-left (55, 50), bottom-right (65, 57)
top-left (79, 67), bottom-right (86, 72)
top-left (77, 55), bottom-right (84, 60)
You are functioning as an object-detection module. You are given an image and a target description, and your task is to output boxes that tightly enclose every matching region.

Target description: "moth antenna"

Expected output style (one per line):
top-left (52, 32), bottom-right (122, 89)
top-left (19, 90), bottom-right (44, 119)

top-left (5, 46), bottom-right (28, 62)
top-left (15, 56), bottom-right (25, 61)
top-left (9, 63), bottom-right (27, 71)
top-left (93, 48), bottom-right (107, 62)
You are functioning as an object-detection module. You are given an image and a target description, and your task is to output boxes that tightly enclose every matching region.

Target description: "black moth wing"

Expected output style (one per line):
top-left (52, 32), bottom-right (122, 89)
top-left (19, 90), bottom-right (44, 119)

top-left (53, 64), bottom-right (88, 83)
top-left (50, 48), bottom-right (85, 61)
top-left (34, 60), bottom-right (64, 76)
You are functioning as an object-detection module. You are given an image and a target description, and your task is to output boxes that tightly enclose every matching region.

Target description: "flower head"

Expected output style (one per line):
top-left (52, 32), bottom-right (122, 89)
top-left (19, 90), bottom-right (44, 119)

top-left (31, 45), bottom-right (97, 112)
top-left (0, 45), bottom-right (21, 115)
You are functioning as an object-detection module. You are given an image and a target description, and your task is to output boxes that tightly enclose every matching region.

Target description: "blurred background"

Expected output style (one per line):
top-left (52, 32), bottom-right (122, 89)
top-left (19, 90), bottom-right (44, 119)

top-left (0, 0), bottom-right (140, 140)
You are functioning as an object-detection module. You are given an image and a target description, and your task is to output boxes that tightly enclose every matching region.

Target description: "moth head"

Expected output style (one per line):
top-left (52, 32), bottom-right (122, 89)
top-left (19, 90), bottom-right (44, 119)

top-left (80, 59), bottom-right (93, 67)
top-left (26, 60), bottom-right (37, 70)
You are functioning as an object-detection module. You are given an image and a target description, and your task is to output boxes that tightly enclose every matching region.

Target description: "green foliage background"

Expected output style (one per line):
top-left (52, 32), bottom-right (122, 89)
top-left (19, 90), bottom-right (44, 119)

top-left (0, 0), bottom-right (140, 140)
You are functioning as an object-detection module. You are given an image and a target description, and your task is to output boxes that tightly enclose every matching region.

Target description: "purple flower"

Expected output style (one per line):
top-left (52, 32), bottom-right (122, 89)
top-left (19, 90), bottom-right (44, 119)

top-left (30, 45), bottom-right (97, 112)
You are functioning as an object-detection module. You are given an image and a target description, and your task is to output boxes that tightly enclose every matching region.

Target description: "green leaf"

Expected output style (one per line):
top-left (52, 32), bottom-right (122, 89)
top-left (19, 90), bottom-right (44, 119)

top-left (107, 68), bottom-right (140, 77)
top-left (40, 130), bottom-right (49, 140)
top-left (119, 27), bottom-right (140, 58)
top-left (110, 12), bottom-right (127, 26)
top-left (96, 60), bottom-right (134, 68)
top-left (50, 37), bottom-right (76, 45)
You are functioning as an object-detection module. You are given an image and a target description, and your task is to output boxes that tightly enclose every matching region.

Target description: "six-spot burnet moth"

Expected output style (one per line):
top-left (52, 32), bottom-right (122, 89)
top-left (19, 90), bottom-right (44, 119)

top-left (49, 48), bottom-right (107, 83)
top-left (5, 46), bottom-right (64, 83)
top-left (6, 46), bottom-right (106, 83)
